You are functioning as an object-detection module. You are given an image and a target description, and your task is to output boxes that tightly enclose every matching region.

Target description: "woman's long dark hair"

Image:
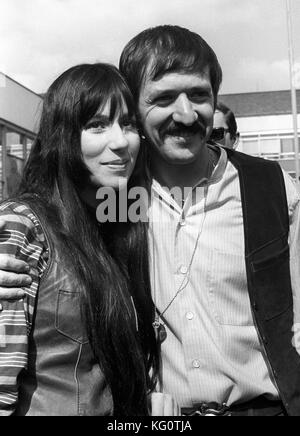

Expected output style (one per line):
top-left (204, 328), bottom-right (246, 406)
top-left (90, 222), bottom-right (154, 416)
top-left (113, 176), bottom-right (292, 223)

top-left (18, 63), bottom-right (158, 416)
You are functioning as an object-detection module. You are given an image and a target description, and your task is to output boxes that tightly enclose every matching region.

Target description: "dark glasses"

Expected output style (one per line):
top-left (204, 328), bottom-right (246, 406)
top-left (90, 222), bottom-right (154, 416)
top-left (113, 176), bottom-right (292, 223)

top-left (210, 127), bottom-right (230, 142)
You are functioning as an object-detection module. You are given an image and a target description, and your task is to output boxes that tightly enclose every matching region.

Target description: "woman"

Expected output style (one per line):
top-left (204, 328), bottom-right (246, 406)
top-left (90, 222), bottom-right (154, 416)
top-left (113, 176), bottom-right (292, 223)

top-left (0, 63), bottom-right (160, 416)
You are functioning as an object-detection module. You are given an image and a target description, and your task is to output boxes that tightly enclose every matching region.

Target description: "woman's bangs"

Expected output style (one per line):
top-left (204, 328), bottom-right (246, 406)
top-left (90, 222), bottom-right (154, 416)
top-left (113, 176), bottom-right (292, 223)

top-left (107, 80), bottom-right (136, 121)
top-left (79, 85), bottom-right (108, 127)
top-left (80, 76), bottom-right (136, 126)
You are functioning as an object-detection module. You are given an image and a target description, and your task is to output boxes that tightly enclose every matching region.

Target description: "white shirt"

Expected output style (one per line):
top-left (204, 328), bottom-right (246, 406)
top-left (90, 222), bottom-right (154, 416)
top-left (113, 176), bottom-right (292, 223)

top-left (149, 145), bottom-right (300, 408)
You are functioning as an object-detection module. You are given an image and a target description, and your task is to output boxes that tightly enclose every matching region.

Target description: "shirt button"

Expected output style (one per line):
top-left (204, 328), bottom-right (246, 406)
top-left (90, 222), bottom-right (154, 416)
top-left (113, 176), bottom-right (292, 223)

top-left (180, 219), bottom-right (186, 227)
top-left (186, 312), bottom-right (194, 321)
top-left (193, 360), bottom-right (201, 369)
top-left (180, 266), bottom-right (188, 275)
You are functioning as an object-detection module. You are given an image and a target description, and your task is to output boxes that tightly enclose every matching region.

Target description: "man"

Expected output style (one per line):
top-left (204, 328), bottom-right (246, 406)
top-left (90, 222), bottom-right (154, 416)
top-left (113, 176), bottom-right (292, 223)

top-left (1, 25), bottom-right (300, 416)
top-left (210, 102), bottom-right (240, 149)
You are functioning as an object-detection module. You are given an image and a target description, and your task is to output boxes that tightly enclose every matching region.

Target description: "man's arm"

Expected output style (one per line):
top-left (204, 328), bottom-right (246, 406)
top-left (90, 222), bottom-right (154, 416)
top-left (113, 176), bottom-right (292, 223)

top-left (0, 204), bottom-right (47, 415)
top-left (0, 220), bottom-right (31, 300)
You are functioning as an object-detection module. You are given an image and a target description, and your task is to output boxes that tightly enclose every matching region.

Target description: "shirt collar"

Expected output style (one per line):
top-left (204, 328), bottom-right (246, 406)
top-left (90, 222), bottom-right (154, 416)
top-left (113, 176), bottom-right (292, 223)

top-left (207, 143), bottom-right (228, 186)
top-left (152, 143), bottom-right (228, 195)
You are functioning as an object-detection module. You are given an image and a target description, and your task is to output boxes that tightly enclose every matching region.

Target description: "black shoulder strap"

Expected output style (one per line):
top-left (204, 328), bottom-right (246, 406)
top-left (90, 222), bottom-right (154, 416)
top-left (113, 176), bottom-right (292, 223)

top-left (226, 149), bottom-right (289, 255)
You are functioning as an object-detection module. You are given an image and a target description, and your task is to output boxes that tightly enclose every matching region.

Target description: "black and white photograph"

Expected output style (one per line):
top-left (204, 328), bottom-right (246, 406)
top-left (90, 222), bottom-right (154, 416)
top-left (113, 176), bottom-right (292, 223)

top-left (0, 0), bottom-right (300, 420)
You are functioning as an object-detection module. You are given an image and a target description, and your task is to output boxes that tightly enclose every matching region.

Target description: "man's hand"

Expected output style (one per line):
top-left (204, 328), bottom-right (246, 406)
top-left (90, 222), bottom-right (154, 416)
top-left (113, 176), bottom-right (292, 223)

top-left (0, 219), bottom-right (31, 300)
top-left (150, 393), bottom-right (181, 416)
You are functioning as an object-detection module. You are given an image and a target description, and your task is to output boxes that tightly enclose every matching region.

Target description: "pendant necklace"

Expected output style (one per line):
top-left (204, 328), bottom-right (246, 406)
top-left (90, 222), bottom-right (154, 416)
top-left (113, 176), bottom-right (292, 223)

top-left (150, 190), bottom-right (169, 344)
top-left (150, 173), bottom-right (211, 344)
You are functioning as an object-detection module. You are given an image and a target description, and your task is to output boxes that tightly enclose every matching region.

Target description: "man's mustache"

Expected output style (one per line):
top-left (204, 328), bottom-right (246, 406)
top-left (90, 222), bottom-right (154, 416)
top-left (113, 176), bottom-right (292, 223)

top-left (160, 119), bottom-right (207, 138)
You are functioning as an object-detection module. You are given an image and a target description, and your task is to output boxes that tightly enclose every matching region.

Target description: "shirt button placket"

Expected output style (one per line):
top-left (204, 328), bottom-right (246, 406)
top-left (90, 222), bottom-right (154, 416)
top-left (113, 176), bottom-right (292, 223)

top-left (179, 216), bottom-right (186, 227)
top-left (180, 266), bottom-right (188, 275)
top-left (186, 312), bottom-right (194, 321)
top-left (193, 360), bottom-right (201, 369)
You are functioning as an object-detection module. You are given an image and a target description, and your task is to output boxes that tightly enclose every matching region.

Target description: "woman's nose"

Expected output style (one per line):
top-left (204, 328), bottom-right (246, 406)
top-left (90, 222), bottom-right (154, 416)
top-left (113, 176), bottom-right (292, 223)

top-left (172, 94), bottom-right (196, 126)
top-left (109, 125), bottom-right (129, 150)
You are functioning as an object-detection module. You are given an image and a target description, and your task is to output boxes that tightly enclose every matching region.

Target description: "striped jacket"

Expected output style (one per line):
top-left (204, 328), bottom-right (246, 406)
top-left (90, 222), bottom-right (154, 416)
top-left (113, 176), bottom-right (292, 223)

top-left (0, 201), bottom-right (49, 415)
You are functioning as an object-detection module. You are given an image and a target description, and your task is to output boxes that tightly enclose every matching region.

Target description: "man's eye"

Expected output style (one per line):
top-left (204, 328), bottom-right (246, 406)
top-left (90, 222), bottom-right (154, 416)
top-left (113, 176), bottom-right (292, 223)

top-left (155, 95), bottom-right (174, 106)
top-left (189, 93), bottom-right (211, 103)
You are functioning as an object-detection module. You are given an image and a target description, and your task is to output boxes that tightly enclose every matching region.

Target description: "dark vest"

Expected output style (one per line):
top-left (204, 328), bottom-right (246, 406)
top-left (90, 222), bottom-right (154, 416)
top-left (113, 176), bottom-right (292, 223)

top-left (227, 149), bottom-right (300, 416)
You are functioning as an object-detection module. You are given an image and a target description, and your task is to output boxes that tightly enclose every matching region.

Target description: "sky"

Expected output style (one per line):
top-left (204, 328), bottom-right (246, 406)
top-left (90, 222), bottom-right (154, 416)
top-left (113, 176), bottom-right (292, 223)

top-left (1, 0), bottom-right (300, 95)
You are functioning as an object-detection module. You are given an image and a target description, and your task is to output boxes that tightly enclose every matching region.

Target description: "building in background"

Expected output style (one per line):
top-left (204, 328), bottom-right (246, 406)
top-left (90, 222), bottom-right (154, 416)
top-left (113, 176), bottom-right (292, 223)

top-left (0, 73), bottom-right (43, 200)
top-left (220, 90), bottom-right (300, 179)
top-left (1, 72), bottom-right (299, 200)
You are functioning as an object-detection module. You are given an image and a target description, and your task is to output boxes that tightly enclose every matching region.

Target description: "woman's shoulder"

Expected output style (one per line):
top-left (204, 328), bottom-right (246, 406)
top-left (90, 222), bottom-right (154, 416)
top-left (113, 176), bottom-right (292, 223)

top-left (0, 199), bottom-right (47, 246)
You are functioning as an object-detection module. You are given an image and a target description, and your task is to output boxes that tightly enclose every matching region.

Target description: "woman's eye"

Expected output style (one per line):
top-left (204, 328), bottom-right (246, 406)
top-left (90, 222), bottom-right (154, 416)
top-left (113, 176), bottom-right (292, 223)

top-left (122, 120), bottom-right (138, 131)
top-left (85, 122), bottom-right (106, 132)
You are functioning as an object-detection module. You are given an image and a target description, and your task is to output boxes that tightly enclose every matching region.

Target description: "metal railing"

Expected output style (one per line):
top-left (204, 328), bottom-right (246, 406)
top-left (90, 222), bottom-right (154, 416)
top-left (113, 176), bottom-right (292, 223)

top-left (252, 151), bottom-right (297, 161)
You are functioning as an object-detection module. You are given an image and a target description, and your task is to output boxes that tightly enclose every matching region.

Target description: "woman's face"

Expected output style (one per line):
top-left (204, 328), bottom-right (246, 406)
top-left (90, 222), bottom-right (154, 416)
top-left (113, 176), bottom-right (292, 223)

top-left (81, 100), bottom-right (140, 191)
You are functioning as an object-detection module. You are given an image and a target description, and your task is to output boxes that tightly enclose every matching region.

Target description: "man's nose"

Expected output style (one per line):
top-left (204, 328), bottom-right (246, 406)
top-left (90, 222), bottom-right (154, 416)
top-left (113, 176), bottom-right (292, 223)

top-left (172, 94), bottom-right (196, 126)
top-left (109, 125), bottom-right (129, 151)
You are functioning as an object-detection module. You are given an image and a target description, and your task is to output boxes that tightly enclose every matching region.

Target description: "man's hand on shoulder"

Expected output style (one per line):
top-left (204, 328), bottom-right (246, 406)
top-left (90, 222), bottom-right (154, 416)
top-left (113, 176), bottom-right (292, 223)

top-left (0, 219), bottom-right (31, 300)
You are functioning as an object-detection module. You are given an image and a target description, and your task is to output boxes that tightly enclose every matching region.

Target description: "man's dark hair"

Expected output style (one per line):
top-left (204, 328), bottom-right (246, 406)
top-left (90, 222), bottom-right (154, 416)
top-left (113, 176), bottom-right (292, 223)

top-left (216, 102), bottom-right (238, 138)
top-left (119, 25), bottom-right (223, 105)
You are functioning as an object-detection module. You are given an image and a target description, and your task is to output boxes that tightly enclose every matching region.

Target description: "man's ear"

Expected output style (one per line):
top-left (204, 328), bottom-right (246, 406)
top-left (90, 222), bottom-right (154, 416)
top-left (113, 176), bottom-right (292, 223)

top-left (233, 133), bottom-right (240, 150)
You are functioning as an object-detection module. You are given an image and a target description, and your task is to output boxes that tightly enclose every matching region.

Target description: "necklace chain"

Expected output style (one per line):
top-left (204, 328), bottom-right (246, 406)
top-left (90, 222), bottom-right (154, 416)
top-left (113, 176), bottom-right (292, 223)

top-left (151, 149), bottom-right (216, 326)
top-left (154, 185), bottom-right (208, 324)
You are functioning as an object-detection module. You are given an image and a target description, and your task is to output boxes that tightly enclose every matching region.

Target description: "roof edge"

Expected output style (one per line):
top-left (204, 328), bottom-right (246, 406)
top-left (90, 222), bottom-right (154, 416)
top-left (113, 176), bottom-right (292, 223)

top-left (219, 89), bottom-right (300, 99)
top-left (0, 72), bottom-right (43, 100)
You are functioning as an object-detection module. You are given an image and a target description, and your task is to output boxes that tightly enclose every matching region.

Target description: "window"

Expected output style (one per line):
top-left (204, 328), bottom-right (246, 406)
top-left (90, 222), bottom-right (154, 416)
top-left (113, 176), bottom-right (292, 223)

top-left (26, 138), bottom-right (33, 158)
top-left (6, 130), bottom-right (23, 159)
top-left (281, 138), bottom-right (294, 154)
top-left (5, 129), bottom-right (24, 197)
top-left (0, 124), bottom-right (37, 201)
top-left (241, 140), bottom-right (260, 155)
top-left (259, 138), bottom-right (280, 156)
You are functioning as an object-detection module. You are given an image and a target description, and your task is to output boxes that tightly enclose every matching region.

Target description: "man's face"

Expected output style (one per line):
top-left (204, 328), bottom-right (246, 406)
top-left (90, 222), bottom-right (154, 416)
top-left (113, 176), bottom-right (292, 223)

top-left (138, 71), bottom-right (215, 165)
top-left (213, 110), bottom-right (235, 149)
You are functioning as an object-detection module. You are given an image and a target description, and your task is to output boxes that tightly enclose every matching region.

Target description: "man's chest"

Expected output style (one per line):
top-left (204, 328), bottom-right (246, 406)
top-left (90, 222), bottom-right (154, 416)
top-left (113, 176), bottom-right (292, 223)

top-left (150, 163), bottom-right (245, 269)
top-left (149, 166), bottom-right (253, 327)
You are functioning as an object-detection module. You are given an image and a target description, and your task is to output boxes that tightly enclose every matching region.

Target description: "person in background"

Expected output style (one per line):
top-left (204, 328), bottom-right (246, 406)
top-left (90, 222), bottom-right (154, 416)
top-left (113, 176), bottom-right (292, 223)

top-left (0, 63), bottom-right (178, 416)
top-left (210, 102), bottom-right (240, 149)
